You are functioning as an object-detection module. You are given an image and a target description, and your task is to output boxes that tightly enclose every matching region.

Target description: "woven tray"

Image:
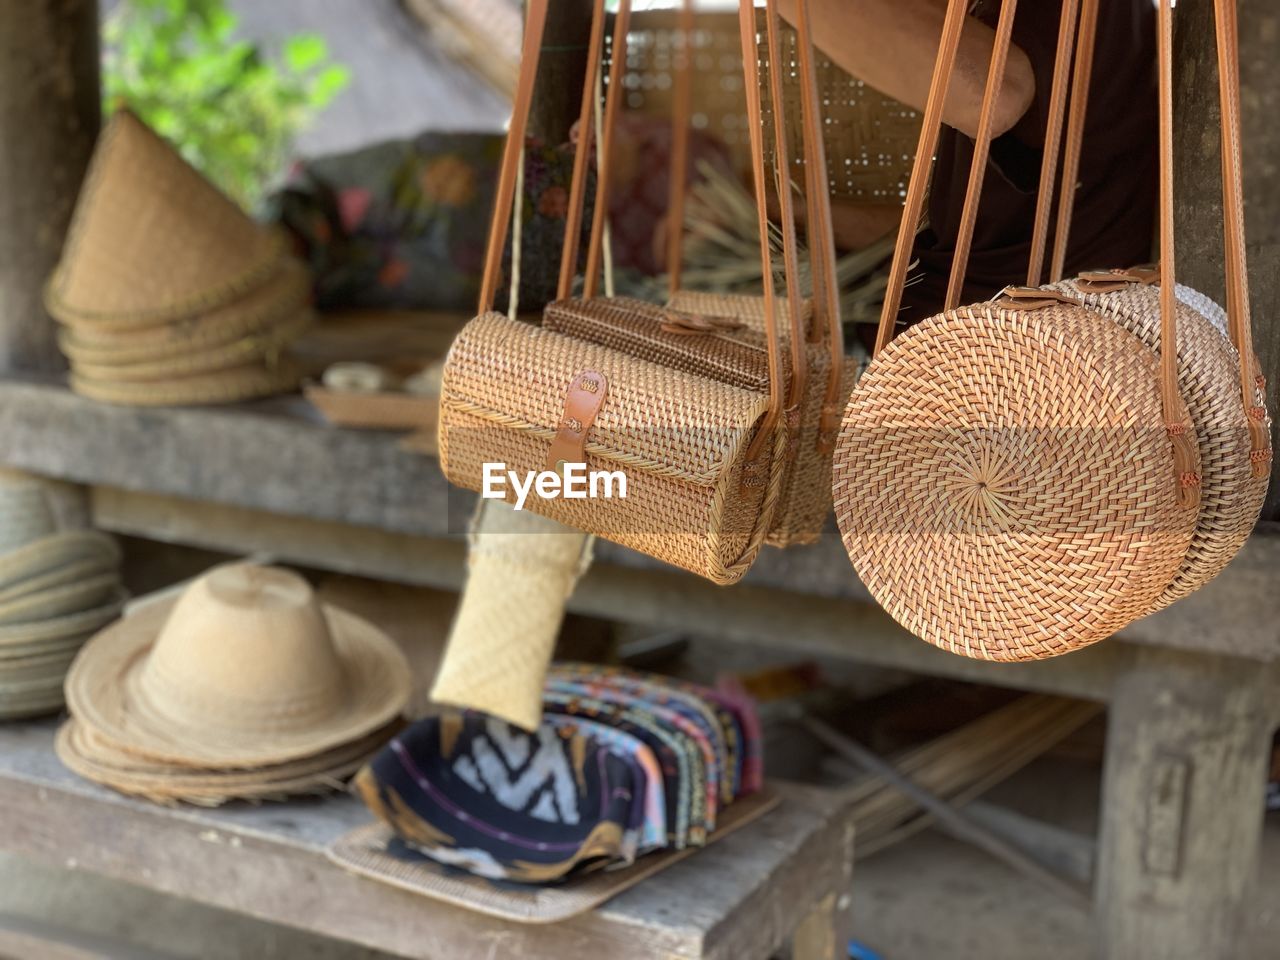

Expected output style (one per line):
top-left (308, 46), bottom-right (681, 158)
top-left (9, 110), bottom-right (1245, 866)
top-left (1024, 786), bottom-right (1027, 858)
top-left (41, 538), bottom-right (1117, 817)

top-left (328, 788), bottom-right (779, 924)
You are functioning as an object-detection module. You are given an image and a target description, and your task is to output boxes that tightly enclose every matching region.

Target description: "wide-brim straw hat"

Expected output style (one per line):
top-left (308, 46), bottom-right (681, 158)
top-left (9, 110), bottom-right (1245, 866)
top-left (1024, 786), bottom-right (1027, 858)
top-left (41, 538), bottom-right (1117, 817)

top-left (0, 552), bottom-right (122, 606)
top-left (0, 572), bottom-right (120, 627)
top-left (0, 481), bottom-right (57, 556)
top-left (0, 531), bottom-right (121, 592)
top-left (0, 591), bottom-right (126, 648)
top-left (66, 563), bottom-right (410, 767)
top-left (70, 357), bottom-right (303, 407)
top-left (56, 256), bottom-right (314, 365)
top-left (56, 718), bottom-right (397, 806)
top-left (67, 309), bottom-right (315, 384)
top-left (45, 110), bottom-right (284, 329)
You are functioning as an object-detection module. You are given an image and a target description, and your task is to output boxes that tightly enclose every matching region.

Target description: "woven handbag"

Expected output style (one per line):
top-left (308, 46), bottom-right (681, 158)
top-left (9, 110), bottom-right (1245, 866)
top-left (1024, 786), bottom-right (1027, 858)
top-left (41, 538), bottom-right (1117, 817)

top-left (549, 0), bottom-right (855, 547)
top-left (832, 0), bottom-right (1268, 661)
top-left (438, 0), bottom-right (790, 585)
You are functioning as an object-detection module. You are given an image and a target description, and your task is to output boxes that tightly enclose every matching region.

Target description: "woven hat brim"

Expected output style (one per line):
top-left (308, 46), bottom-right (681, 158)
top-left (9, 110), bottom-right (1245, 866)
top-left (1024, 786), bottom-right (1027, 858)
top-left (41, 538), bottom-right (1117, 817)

top-left (56, 719), bottom-right (396, 805)
top-left (57, 257), bottom-right (313, 363)
top-left (330, 788), bottom-right (780, 924)
top-left (65, 597), bottom-right (411, 767)
top-left (0, 572), bottom-right (121, 626)
top-left (0, 591), bottom-right (126, 646)
top-left (0, 554), bottom-right (121, 605)
top-left (68, 309), bottom-right (314, 383)
top-left (0, 630), bottom-right (95, 662)
top-left (0, 531), bottom-right (121, 591)
top-left (0, 695), bottom-right (66, 721)
top-left (70, 359), bottom-right (302, 407)
top-left (0, 646), bottom-right (80, 678)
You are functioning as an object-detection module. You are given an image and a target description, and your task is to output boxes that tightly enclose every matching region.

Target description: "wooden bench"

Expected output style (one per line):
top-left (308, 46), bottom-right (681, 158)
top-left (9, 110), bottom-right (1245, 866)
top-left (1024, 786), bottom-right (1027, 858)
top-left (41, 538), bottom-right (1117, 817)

top-left (0, 719), bottom-right (854, 960)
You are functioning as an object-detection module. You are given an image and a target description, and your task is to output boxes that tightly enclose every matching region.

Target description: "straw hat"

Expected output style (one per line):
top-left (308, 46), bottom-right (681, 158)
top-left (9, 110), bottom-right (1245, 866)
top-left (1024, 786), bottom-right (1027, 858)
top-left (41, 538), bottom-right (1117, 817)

top-left (66, 563), bottom-right (410, 766)
top-left (45, 110), bottom-right (283, 328)
top-left (0, 531), bottom-right (121, 592)
top-left (56, 257), bottom-right (314, 365)
top-left (56, 718), bottom-right (397, 806)
top-left (0, 572), bottom-right (121, 627)
top-left (0, 591), bottom-right (126, 648)
top-left (70, 358), bottom-right (303, 407)
top-left (0, 481), bottom-right (56, 556)
top-left (0, 552), bottom-right (122, 606)
top-left (67, 309), bottom-right (315, 384)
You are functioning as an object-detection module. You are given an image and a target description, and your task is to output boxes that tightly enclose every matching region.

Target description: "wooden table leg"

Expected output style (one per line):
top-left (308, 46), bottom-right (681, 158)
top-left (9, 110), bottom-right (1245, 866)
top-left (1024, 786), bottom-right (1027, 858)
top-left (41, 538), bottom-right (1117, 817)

top-left (1094, 647), bottom-right (1276, 958)
top-left (790, 893), bottom-right (840, 960)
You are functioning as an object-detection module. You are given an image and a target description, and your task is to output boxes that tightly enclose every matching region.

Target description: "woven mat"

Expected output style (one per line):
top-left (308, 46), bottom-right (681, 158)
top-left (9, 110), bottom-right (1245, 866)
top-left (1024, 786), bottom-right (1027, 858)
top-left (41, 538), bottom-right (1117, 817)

top-left (327, 788), bottom-right (779, 923)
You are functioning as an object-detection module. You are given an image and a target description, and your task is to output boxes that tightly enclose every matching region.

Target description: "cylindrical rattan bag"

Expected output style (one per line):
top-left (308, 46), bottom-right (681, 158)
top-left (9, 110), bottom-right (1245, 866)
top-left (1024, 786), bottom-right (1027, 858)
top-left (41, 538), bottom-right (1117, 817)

top-left (831, 0), bottom-right (1267, 661)
top-left (438, 0), bottom-right (791, 585)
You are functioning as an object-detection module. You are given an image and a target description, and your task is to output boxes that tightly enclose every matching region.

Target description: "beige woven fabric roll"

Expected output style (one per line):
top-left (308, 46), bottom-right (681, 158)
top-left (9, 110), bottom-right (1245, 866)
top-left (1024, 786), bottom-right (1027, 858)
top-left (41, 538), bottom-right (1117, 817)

top-left (429, 500), bottom-right (591, 732)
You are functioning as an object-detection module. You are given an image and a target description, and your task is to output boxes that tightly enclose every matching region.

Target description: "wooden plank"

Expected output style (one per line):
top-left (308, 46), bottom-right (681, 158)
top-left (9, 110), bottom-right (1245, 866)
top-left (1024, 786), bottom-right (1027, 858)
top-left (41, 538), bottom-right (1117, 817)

top-left (0, 1), bottom-right (98, 374)
top-left (91, 486), bottom-right (1126, 700)
top-left (1174, 0), bottom-right (1280, 520)
top-left (0, 720), bottom-right (854, 960)
top-left (2, 377), bottom-right (1279, 660)
top-left (1093, 647), bottom-right (1277, 958)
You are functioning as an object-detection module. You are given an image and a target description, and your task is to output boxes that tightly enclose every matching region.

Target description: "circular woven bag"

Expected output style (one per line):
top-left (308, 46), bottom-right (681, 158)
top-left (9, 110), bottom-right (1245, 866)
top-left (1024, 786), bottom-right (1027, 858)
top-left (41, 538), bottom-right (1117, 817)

top-left (832, 297), bottom-right (1199, 661)
top-left (1056, 275), bottom-right (1270, 610)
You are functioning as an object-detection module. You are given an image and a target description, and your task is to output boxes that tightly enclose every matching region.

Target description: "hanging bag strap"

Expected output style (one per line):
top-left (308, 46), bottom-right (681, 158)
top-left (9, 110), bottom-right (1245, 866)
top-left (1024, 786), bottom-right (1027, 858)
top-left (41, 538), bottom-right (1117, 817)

top-left (477, 0), bottom-right (551, 314)
top-left (1212, 0), bottom-right (1271, 476)
top-left (791, 0), bottom-right (846, 452)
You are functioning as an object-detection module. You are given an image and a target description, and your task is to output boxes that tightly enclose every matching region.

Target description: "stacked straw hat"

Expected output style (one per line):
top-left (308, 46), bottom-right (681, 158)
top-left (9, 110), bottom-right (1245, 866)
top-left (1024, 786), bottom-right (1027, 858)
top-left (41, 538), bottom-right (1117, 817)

top-left (0, 477), bottom-right (126, 721)
top-left (44, 110), bottom-right (315, 406)
top-left (57, 563), bottom-right (412, 805)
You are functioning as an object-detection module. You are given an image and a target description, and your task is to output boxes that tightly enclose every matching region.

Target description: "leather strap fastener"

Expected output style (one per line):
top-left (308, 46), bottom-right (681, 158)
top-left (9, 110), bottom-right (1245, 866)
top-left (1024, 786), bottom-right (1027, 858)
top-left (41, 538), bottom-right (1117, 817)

top-left (546, 370), bottom-right (609, 474)
top-left (1075, 264), bottom-right (1161, 292)
top-left (659, 310), bottom-right (746, 336)
top-left (992, 286), bottom-right (1081, 311)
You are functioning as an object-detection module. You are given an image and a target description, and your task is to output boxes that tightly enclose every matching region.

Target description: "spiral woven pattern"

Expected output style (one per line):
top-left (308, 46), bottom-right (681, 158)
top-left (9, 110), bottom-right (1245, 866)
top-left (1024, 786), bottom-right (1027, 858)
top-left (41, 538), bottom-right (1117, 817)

top-left (833, 303), bottom-right (1199, 661)
top-left (1056, 279), bottom-right (1269, 610)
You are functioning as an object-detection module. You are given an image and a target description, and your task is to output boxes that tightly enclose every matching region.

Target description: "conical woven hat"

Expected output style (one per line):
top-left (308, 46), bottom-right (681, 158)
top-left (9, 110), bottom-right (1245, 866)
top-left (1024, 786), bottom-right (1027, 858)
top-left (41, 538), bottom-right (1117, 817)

top-left (0, 480), bottom-right (57, 556)
top-left (56, 718), bottom-right (396, 806)
top-left (0, 553), bottom-right (121, 606)
top-left (70, 357), bottom-right (303, 407)
top-left (56, 257), bottom-right (313, 365)
top-left (0, 531), bottom-right (121, 592)
top-left (66, 563), bottom-right (410, 767)
top-left (46, 110), bottom-right (282, 327)
top-left (0, 591), bottom-right (126, 648)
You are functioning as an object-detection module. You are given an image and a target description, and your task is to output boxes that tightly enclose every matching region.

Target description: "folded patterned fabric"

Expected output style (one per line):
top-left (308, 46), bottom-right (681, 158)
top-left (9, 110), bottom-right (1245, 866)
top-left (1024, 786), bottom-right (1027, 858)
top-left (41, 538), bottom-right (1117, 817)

top-left (355, 665), bottom-right (763, 884)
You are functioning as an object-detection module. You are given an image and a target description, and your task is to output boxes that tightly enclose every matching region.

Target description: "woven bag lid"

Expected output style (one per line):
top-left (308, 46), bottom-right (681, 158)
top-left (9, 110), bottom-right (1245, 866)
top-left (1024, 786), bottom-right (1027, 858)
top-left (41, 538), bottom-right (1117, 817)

top-left (46, 110), bottom-right (282, 326)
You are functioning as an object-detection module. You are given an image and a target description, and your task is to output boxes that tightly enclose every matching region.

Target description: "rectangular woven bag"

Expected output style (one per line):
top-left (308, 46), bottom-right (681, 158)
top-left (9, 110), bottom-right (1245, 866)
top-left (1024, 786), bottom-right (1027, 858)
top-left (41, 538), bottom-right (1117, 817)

top-left (548, 0), bottom-right (853, 547)
top-left (438, 0), bottom-right (792, 585)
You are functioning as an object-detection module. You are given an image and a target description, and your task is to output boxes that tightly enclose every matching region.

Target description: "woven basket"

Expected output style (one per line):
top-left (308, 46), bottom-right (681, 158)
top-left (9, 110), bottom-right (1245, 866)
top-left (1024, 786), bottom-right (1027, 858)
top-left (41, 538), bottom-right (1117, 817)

top-left (70, 358), bottom-right (302, 407)
top-left (1056, 275), bottom-right (1270, 610)
top-left (439, 312), bottom-right (784, 584)
top-left (46, 110), bottom-right (283, 327)
top-left (833, 298), bottom-right (1200, 661)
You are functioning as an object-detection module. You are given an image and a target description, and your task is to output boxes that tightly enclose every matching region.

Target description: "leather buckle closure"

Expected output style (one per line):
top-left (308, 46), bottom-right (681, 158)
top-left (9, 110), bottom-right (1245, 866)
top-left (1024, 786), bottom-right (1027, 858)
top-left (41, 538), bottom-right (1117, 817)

top-left (659, 309), bottom-right (746, 336)
top-left (546, 370), bottom-right (608, 474)
top-left (1076, 264), bottom-right (1161, 293)
top-left (993, 286), bottom-right (1081, 311)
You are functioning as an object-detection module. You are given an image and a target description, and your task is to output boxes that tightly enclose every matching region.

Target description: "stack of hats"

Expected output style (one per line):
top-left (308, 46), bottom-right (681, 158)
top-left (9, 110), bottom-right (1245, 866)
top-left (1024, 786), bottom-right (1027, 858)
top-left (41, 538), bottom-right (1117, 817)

top-left (354, 663), bottom-right (763, 883)
top-left (57, 562), bottom-right (412, 805)
top-left (44, 110), bottom-right (315, 407)
top-left (0, 477), bottom-right (126, 721)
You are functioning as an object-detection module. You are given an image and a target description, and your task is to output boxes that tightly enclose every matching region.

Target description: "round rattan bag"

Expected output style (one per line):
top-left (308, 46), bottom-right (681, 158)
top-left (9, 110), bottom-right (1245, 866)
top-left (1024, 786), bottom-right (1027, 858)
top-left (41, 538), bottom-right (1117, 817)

top-left (1057, 273), bottom-right (1270, 611)
top-left (832, 295), bottom-right (1200, 662)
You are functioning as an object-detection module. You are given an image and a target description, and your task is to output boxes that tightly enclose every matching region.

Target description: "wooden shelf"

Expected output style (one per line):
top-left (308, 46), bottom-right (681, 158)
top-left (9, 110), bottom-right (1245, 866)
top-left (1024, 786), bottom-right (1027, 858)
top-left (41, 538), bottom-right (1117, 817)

top-left (0, 719), bottom-right (854, 960)
top-left (1, 375), bottom-right (1278, 664)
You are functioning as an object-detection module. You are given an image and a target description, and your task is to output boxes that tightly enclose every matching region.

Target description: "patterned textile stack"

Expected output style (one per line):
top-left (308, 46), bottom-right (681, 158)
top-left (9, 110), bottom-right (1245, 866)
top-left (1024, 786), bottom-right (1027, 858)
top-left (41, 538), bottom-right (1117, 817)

top-left (56, 563), bottom-right (411, 805)
top-left (355, 664), bottom-right (762, 883)
top-left (0, 476), bottom-right (126, 721)
top-left (45, 110), bottom-right (315, 406)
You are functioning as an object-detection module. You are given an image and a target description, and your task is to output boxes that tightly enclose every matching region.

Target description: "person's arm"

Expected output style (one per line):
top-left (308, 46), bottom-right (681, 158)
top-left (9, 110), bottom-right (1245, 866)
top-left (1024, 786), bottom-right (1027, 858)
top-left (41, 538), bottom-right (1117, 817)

top-left (777, 0), bottom-right (1035, 140)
